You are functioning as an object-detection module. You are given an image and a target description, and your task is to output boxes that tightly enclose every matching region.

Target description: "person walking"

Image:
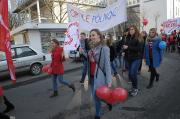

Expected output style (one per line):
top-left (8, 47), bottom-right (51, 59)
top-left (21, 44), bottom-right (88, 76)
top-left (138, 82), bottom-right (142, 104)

top-left (50, 39), bottom-right (75, 97)
top-left (79, 32), bottom-right (90, 83)
top-left (121, 28), bottom-right (129, 72)
top-left (123, 25), bottom-right (143, 96)
top-left (138, 31), bottom-right (147, 73)
top-left (144, 28), bottom-right (163, 89)
top-left (88, 29), bottom-right (112, 119)
top-left (0, 86), bottom-right (15, 119)
top-left (106, 33), bottom-right (120, 79)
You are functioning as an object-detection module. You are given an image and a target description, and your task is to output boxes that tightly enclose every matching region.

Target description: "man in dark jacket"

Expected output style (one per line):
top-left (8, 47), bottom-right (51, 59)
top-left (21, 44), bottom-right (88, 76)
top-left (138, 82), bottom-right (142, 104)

top-left (79, 32), bottom-right (90, 83)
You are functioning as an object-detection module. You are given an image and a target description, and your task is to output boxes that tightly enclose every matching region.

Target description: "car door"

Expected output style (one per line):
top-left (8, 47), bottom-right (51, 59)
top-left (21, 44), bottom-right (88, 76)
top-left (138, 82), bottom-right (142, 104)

top-left (15, 46), bottom-right (38, 71)
top-left (0, 48), bottom-right (16, 75)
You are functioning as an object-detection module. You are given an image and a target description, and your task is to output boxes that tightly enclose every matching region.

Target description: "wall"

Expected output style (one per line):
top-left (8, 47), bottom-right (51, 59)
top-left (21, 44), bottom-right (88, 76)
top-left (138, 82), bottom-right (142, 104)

top-left (13, 34), bottom-right (24, 44)
top-left (141, 0), bottom-right (167, 33)
top-left (28, 30), bottom-right (42, 53)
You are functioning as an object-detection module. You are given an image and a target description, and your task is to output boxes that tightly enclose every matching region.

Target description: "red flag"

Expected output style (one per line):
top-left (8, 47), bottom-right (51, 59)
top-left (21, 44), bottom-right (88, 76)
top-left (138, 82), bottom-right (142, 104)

top-left (0, 0), bottom-right (16, 83)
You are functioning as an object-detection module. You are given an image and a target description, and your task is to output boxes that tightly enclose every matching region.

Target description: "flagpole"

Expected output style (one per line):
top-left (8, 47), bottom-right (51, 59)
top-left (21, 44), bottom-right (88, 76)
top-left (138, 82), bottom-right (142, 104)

top-left (107, 0), bottom-right (117, 40)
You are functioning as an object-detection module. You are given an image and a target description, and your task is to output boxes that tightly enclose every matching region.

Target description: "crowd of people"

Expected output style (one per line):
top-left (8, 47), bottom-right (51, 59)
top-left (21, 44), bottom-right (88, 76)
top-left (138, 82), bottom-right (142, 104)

top-left (78, 26), bottom-right (167, 119)
top-left (161, 30), bottom-right (180, 54)
top-left (1, 26), bottom-right (178, 119)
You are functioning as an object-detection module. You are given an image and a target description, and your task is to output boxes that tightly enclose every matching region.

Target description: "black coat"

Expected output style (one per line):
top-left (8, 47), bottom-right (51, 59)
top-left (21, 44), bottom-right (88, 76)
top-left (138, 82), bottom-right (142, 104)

top-left (124, 36), bottom-right (143, 62)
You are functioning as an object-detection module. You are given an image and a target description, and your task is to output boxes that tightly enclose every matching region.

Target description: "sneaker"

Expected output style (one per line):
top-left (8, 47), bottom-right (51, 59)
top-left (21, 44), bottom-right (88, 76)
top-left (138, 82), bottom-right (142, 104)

top-left (69, 84), bottom-right (75, 92)
top-left (10, 116), bottom-right (15, 119)
top-left (130, 89), bottom-right (139, 97)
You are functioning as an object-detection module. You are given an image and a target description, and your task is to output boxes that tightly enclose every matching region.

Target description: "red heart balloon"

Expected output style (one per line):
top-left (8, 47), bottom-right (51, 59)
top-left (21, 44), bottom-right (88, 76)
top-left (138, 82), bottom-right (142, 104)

top-left (106, 90), bottom-right (117, 104)
top-left (112, 87), bottom-right (128, 102)
top-left (96, 86), bottom-right (111, 101)
top-left (42, 64), bottom-right (51, 72)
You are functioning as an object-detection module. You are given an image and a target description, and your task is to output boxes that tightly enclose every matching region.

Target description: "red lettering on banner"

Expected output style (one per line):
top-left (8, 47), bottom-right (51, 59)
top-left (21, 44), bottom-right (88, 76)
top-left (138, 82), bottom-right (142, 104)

top-left (70, 9), bottom-right (79, 18)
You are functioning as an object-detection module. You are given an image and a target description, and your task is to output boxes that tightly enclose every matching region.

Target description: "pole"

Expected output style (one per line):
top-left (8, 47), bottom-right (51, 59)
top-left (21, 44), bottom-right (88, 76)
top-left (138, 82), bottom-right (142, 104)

top-left (106, 0), bottom-right (117, 40)
top-left (36, 0), bottom-right (41, 23)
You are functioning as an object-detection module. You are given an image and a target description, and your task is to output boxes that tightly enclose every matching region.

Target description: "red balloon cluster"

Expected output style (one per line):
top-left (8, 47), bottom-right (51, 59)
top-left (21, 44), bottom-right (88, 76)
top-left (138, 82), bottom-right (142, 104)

top-left (96, 86), bottom-right (128, 104)
top-left (42, 64), bottom-right (52, 74)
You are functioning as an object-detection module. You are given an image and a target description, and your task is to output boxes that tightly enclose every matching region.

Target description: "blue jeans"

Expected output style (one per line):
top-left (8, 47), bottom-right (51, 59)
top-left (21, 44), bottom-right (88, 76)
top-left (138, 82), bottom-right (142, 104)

top-left (52, 74), bottom-right (70, 91)
top-left (81, 59), bottom-right (88, 82)
top-left (118, 55), bottom-right (122, 68)
top-left (111, 61), bottom-right (117, 75)
top-left (113, 57), bottom-right (119, 68)
top-left (90, 78), bottom-right (102, 117)
top-left (128, 59), bottom-right (141, 89)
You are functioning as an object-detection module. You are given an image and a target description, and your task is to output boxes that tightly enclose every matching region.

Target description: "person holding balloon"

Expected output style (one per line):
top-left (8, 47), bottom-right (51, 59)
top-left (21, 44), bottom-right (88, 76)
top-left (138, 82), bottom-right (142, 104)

top-left (88, 29), bottom-right (112, 119)
top-left (49, 39), bottom-right (75, 97)
top-left (144, 28), bottom-right (165, 89)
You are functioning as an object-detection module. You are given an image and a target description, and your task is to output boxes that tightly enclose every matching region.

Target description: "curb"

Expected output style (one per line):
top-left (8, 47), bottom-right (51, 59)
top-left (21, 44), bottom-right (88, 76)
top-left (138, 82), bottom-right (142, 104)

top-left (3, 66), bottom-right (82, 90)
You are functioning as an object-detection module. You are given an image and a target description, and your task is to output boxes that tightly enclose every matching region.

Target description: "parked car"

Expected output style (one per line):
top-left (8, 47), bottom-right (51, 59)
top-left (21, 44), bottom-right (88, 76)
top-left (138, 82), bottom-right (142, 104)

top-left (69, 50), bottom-right (80, 59)
top-left (0, 44), bottom-right (48, 76)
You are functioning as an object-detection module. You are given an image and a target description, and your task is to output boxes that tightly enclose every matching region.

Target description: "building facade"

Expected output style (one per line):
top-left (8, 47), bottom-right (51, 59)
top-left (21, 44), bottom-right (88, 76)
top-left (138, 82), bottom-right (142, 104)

top-left (141, 0), bottom-right (180, 33)
top-left (10, 0), bottom-right (107, 54)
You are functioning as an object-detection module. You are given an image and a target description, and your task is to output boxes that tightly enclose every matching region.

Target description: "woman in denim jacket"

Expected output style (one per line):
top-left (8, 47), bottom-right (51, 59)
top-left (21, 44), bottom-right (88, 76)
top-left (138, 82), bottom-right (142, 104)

top-left (88, 29), bottom-right (112, 119)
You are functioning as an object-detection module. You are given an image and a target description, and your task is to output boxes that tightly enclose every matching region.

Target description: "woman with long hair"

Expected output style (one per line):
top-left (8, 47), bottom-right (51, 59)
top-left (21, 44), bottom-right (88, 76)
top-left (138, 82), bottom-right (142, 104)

top-left (50, 39), bottom-right (75, 97)
top-left (88, 29), bottom-right (112, 119)
top-left (138, 31), bottom-right (147, 73)
top-left (144, 28), bottom-right (163, 89)
top-left (123, 25), bottom-right (143, 96)
top-left (106, 33), bottom-right (120, 79)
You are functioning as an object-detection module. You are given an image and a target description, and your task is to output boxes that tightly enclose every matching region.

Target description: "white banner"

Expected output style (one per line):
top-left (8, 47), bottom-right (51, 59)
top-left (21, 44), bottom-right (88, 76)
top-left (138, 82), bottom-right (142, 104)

top-left (67, 0), bottom-right (127, 31)
top-left (64, 22), bottom-right (80, 51)
top-left (162, 17), bottom-right (180, 34)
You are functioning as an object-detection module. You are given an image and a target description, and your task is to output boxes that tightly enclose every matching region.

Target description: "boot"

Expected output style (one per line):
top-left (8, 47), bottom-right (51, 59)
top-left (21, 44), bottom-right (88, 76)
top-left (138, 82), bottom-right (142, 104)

top-left (95, 116), bottom-right (100, 119)
top-left (69, 84), bottom-right (75, 92)
top-left (50, 91), bottom-right (58, 98)
top-left (3, 96), bottom-right (15, 113)
top-left (156, 74), bottom-right (160, 82)
top-left (146, 80), bottom-right (153, 89)
top-left (0, 113), bottom-right (10, 119)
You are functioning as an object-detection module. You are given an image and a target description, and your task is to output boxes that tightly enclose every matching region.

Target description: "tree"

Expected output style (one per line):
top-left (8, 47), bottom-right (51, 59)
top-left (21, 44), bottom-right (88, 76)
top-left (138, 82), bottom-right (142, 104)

top-left (8, 12), bottom-right (18, 30)
top-left (43, 0), bottom-right (67, 23)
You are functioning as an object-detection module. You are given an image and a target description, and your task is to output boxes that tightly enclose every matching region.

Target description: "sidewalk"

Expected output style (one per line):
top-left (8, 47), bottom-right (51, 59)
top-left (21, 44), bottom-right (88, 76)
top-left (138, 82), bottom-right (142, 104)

top-left (1, 59), bottom-right (82, 90)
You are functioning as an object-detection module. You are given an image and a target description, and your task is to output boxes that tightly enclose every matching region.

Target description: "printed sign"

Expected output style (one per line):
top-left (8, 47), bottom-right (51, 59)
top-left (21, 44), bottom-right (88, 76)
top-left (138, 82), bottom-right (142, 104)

top-left (67, 0), bottom-right (127, 31)
top-left (64, 22), bottom-right (80, 51)
top-left (162, 17), bottom-right (180, 34)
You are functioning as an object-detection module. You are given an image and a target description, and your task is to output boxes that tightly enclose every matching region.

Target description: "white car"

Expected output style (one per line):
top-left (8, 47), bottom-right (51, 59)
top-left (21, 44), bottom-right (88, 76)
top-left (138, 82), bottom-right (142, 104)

top-left (69, 50), bottom-right (80, 59)
top-left (0, 44), bottom-right (48, 76)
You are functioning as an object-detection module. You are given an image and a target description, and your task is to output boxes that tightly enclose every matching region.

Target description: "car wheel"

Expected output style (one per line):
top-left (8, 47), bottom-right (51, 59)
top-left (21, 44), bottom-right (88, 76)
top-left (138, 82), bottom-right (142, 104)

top-left (30, 63), bottom-right (42, 75)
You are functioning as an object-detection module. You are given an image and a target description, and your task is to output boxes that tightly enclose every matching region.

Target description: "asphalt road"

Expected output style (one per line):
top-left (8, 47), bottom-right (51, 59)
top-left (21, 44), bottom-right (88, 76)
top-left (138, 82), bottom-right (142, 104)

top-left (1, 53), bottom-right (180, 119)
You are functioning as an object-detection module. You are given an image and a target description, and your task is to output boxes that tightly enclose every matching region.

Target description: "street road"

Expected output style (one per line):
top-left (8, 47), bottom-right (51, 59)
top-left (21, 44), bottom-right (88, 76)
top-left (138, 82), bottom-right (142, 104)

top-left (1, 53), bottom-right (180, 119)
